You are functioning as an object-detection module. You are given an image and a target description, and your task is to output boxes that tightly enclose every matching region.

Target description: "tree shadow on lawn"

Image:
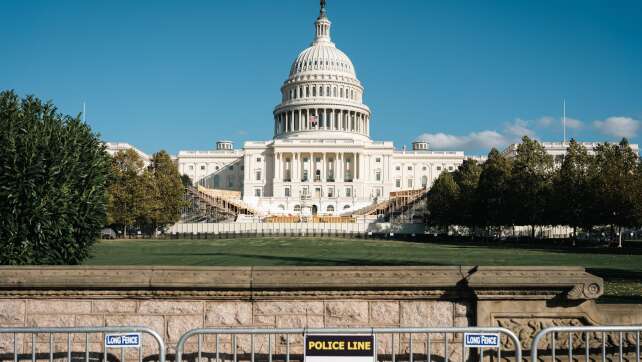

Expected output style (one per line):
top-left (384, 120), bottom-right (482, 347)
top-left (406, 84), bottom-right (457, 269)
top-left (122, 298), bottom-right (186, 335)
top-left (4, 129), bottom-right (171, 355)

top-left (413, 238), bottom-right (642, 256)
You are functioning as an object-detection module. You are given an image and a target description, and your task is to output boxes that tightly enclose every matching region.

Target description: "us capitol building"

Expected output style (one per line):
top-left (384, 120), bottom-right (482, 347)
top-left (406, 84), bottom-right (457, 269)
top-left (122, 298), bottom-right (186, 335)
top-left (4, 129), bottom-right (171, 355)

top-left (111, 2), bottom-right (469, 217)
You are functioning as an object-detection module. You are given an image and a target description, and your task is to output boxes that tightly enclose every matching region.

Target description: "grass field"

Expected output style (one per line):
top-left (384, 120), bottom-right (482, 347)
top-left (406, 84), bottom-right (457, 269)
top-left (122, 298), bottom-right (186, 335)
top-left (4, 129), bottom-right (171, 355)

top-left (86, 237), bottom-right (642, 302)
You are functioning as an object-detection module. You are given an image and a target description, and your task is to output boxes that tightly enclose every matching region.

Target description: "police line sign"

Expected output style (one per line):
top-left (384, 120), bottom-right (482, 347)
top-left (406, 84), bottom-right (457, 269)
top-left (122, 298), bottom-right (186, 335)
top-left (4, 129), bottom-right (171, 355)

top-left (105, 333), bottom-right (141, 348)
top-left (305, 335), bottom-right (374, 362)
top-left (463, 333), bottom-right (500, 348)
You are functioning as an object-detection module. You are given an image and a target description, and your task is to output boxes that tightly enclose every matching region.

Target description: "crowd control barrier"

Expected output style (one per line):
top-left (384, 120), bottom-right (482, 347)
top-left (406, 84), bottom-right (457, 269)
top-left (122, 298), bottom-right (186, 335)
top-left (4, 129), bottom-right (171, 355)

top-left (175, 327), bottom-right (522, 362)
top-left (0, 327), bottom-right (165, 362)
top-left (530, 325), bottom-right (641, 362)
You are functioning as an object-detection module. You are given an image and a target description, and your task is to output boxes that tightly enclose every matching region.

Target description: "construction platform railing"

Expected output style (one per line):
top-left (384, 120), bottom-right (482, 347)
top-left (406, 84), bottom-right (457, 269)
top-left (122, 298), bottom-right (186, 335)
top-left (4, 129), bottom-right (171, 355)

top-left (175, 327), bottom-right (522, 362)
top-left (0, 326), bottom-right (165, 362)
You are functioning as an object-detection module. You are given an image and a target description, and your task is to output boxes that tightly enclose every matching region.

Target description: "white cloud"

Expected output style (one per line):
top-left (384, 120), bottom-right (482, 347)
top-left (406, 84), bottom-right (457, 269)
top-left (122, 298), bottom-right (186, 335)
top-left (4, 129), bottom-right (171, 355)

top-left (504, 118), bottom-right (536, 140)
top-left (564, 117), bottom-right (583, 129)
top-left (415, 131), bottom-right (507, 152)
top-left (593, 117), bottom-right (640, 138)
top-left (537, 116), bottom-right (554, 128)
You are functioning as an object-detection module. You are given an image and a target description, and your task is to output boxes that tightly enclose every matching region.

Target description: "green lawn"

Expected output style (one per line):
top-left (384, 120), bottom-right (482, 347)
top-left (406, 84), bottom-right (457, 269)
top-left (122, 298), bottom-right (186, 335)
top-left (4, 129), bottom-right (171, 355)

top-left (86, 237), bottom-right (642, 302)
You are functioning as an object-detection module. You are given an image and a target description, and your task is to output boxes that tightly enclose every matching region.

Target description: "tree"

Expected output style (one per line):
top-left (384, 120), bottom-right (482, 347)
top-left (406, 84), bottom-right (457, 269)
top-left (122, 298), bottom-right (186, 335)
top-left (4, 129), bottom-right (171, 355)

top-left (475, 149), bottom-right (512, 234)
top-left (452, 159), bottom-right (482, 228)
top-left (180, 174), bottom-right (193, 187)
top-left (147, 150), bottom-right (185, 232)
top-left (507, 136), bottom-right (554, 238)
top-left (426, 172), bottom-right (460, 228)
top-left (551, 140), bottom-right (592, 240)
top-left (107, 149), bottom-right (149, 236)
top-left (590, 138), bottom-right (640, 247)
top-left (0, 90), bottom-right (110, 265)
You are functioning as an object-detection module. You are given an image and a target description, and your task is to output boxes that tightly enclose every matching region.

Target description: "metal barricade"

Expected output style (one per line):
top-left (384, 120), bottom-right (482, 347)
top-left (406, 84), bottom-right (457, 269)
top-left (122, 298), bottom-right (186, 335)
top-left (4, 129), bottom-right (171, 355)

top-left (0, 326), bottom-right (165, 362)
top-left (176, 327), bottom-right (522, 362)
top-left (530, 325), bottom-right (642, 361)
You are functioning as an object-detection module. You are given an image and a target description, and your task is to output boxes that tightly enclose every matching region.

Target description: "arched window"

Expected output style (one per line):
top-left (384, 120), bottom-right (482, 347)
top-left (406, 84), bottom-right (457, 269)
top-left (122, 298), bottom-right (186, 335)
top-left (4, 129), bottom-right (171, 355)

top-left (294, 205), bottom-right (302, 212)
top-left (343, 205), bottom-right (351, 210)
top-left (320, 86), bottom-right (324, 96)
top-left (313, 86), bottom-right (317, 97)
top-left (326, 86), bottom-right (330, 96)
top-left (306, 87), bottom-right (310, 97)
top-left (422, 176), bottom-right (428, 187)
top-left (327, 205), bottom-right (335, 212)
top-left (278, 204), bottom-right (285, 210)
top-left (340, 88), bottom-right (344, 98)
top-left (333, 87), bottom-right (337, 97)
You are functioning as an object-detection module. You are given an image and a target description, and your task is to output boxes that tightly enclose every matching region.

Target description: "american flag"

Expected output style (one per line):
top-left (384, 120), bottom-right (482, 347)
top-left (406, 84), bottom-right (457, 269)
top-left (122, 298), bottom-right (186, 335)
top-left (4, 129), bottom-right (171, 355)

top-left (309, 115), bottom-right (318, 126)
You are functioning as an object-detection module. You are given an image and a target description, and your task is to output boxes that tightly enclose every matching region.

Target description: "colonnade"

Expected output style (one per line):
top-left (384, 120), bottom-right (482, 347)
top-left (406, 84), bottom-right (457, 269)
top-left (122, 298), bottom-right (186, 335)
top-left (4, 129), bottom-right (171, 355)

top-left (273, 152), bottom-right (363, 185)
top-left (274, 108), bottom-right (370, 137)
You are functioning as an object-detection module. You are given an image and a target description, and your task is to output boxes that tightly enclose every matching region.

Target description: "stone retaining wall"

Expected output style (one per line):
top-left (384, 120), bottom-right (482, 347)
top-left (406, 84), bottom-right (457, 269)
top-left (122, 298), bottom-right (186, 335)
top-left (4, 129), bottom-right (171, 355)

top-left (0, 266), bottom-right (640, 360)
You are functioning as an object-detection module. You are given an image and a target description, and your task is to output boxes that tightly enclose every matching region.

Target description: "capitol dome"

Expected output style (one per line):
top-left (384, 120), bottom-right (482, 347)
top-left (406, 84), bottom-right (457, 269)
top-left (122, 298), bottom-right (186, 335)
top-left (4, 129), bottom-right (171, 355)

top-left (289, 44), bottom-right (356, 79)
top-left (273, 1), bottom-right (372, 142)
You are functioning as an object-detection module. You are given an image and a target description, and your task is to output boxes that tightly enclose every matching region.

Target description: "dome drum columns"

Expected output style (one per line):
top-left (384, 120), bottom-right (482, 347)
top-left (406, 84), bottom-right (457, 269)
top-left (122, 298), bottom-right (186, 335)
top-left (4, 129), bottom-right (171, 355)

top-left (273, 108), bottom-right (370, 137)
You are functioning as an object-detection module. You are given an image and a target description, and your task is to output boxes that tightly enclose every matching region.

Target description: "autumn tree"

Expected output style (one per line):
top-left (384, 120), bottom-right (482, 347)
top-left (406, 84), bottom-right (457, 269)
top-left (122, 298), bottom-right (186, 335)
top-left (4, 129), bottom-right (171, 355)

top-left (507, 136), bottom-right (554, 238)
top-left (475, 149), bottom-right (512, 232)
top-left (550, 140), bottom-right (592, 239)
top-left (147, 150), bottom-right (185, 232)
top-left (590, 139), bottom-right (640, 247)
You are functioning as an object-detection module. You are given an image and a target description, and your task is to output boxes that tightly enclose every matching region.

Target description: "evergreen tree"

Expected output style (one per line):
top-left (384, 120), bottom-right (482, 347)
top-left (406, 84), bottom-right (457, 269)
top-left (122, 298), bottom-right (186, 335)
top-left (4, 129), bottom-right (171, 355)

top-left (0, 90), bottom-right (110, 264)
top-left (452, 159), bottom-right (482, 228)
top-left (426, 172), bottom-right (460, 228)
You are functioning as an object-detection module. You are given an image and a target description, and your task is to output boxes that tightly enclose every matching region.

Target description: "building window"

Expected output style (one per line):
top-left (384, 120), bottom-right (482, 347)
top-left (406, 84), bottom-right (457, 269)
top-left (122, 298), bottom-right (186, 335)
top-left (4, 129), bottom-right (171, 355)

top-left (256, 157), bottom-right (261, 162)
top-left (256, 170), bottom-right (261, 181)
top-left (200, 165), bottom-right (206, 170)
top-left (422, 176), bottom-right (428, 187)
top-left (189, 165), bottom-right (194, 170)
top-left (343, 205), bottom-right (351, 210)
top-left (436, 166), bottom-right (442, 171)
top-left (395, 179), bottom-right (401, 188)
top-left (284, 187), bottom-right (291, 197)
top-left (376, 170), bottom-right (381, 181)
top-left (327, 205), bottom-right (335, 212)
top-left (215, 166), bottom-right (220, 171)
top-left (376, 188), bottom-right (382, 197)
top-left (254, 189), bottom-right (261, 197)
top-left (407, 179), bottom-right (414, 188)
top-left (448, 166), bottom-right (454, 171)
top-left (345, 187), bottom-right (352, 197)
top-left (327, 187), bottom-right (334, 198)
top-left (294, 205), bottom-right (302, 212)
top-left (408, 166), bottom-right (413, 171)
top-left (395, 166), bottom-right (400, 171)
top-left (422, 166), bottom-right (427, 171)
top-left (376, 157), bottom-right (381, 163)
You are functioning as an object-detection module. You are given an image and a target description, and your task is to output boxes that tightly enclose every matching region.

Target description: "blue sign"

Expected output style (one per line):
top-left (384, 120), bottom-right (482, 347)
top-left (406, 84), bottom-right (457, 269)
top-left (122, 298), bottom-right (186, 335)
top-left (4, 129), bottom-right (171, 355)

top-left (464, 333), bottom-right (500, 348)
top-left (105, 333), bottom-right (141, 348)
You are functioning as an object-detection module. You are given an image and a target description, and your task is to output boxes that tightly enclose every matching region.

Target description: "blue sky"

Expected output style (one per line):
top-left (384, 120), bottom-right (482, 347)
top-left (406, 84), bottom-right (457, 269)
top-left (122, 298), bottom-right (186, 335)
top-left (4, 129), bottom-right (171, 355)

top-left (1, 0), bottom-right (641, 155)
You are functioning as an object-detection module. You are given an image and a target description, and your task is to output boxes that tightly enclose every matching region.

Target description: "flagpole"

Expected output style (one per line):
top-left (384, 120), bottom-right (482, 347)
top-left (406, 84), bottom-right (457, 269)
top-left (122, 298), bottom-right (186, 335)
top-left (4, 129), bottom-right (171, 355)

top-left (563, 98), bottom-right (566, 143)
